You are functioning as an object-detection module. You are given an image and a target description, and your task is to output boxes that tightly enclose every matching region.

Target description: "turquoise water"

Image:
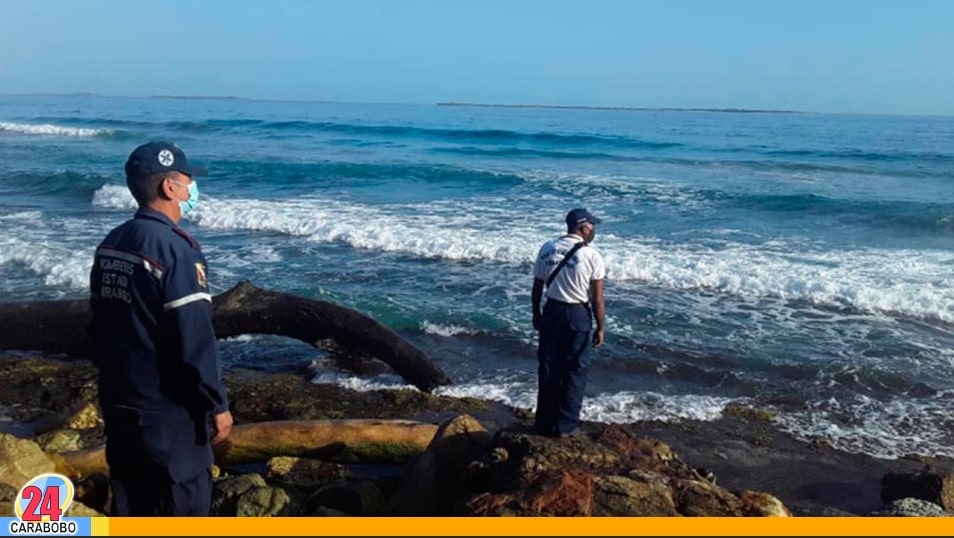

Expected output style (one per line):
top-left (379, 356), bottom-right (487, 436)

top-left (1, 94), bottom-right (953, 459)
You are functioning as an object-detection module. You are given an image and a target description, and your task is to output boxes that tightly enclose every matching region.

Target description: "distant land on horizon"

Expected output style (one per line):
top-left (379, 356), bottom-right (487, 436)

top-left (437, 101), bottom-right (807, 114)
top-left (0, 92), bottom-right (818, 115)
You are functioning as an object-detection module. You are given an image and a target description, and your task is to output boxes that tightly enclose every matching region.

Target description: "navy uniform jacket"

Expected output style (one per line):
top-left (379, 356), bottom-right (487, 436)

top-left (89, 207), bottom-right (228, 482)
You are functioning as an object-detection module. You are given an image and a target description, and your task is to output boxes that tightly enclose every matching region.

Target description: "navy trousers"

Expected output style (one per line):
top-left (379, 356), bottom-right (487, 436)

top-left (104, 406), bottom-right (214, 516)
top-left (535, 300), bottom-right (593, 436)
top-left (109, 467), bottom-right (212, 516)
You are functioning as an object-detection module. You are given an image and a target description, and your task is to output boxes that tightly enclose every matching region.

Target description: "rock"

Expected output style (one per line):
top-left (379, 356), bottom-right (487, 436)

top-left (391, 414), bottom-right (491, 515)
top-left (74, 473), bottom-right (110, 514)
top-left (307, 480), bottom-right (386, 516)
top-left (738, 490), bottom-right (793, 517)
top-left (66, 502), bottom-right (105, 517)
top-left (593, 474), bottom-right (679, 516)
top-left (872, 497), bottom-right (950, 517)
top-left (456, 428), bottom-right (791, 517)
top-left (0, 433), bottom-right (55, 490)
top-left (67, 402), bottom-right (102, 430)
top-left (211, 474), bottom-right (267, 516)
top-left (463, 470), bottom-right (593, 516)
top-left (236, 486), bottom-right (292, 517)
top-left (310, 506), bottom-right (350, 516)
top-left (597, 427), bottom-right (675, 464)
top-left (37, 429), bottom-right (83, 453)
top-left (265, 456), bottom-right (350, 487)
top-left (0, 482), bottom-right (17, 517)
top-left (882, 471), bottom-right (954, 511)
top-left (671, 478), bottom-right (744, 516)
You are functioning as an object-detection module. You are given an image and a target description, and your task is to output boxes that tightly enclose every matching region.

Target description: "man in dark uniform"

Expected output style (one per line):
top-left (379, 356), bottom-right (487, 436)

top-left (531, 208), bottom-right (606, 438)
top-left (88, 141), bottom-right (232, 516)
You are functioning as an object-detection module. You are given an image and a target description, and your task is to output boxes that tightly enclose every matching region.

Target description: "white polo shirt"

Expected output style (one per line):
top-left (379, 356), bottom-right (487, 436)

top-left (533, 234), bottom-right (606, 304)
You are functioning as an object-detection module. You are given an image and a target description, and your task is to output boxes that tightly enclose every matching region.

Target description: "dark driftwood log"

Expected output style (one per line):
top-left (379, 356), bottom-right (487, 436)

top-left (0, 280), bottom-right (451, 392)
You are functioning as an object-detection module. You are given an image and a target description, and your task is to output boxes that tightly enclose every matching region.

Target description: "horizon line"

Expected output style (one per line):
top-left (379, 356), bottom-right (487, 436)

top-left (1, 91), bottom-right (951, 118)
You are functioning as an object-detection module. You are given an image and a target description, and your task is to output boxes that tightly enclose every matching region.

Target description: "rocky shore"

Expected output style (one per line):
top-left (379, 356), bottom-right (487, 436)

top-left (1, 352), bottom-right (952, 517)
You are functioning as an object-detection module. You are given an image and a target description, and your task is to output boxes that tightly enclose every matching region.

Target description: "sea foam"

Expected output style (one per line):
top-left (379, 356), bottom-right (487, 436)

top-left (0, 121), bottom-right (112, 137)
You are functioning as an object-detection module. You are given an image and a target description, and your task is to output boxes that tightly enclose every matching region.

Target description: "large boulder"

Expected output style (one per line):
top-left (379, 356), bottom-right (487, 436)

top-left (455, 426), bottom-right (792, 517)
top-left (0, 433), bottom-right (56, 490)
top-left (391, 414), bottom-right (491, 515)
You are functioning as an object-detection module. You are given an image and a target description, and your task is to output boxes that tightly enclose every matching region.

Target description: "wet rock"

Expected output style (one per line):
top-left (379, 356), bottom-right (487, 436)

top-left (225, 370), bottom-right (489, 423)
top-left (236, 486), bottom-right (292, 517)
top-left (265, 456), bottom-right (350, 488)
top-left (391, 414), bottom-right (491, 515)
top-left (67, 402), bottom-right (102, 430)
top-left (0, 433), bottom-right (55, 490)
top-left (211, 473), bottom-right (267, 516)
top-left (0, 357), bottom-right (97, 432)
top-left (871, 497), bottom-right (951, 517)
top-left (37, 429), bottom-right (83, 453)
top-left (882, 470), bottom-right (954, 511)
top-left (307, 480), bottom-right (386, 516)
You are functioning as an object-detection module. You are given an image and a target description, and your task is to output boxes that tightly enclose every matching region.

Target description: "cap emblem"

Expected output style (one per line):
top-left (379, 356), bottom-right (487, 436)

top-left (158, 149), bottom-right (175, 167)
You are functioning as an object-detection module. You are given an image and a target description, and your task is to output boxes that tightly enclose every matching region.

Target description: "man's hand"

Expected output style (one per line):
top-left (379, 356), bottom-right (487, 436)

top-left (533, 313), bottom-right (542, 332)
top-left (211, 410), bottom-right (233, 445)
top-left (592, 328), bottom-right (605, 349)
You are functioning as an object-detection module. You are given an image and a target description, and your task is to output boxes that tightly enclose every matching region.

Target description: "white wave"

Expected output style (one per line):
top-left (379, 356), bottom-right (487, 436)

top-left (772, 392), bottom-right (954, 459)
top-left (583, 391), bottom-right (740, 423)
top-left (420, 321), bottom-right (478, 337)
top-left (0, 232), bottom-right (94, 289)
top-left (436, 381), bottom-right (539, 410)
top-left (88, 189), bottom-right (954, 323)
top-left (0, 121), bottom-right (111, 137)
top-left (310, 371), bottom-right (416, 392)
top-left (188, 196), bottom-right (540, 264)
top-left (437, 379), bottom-right (739, 424)
top-left (603, 238), bottom-right (954, 323)
top-left (92, 184), bottom-right (138, 210)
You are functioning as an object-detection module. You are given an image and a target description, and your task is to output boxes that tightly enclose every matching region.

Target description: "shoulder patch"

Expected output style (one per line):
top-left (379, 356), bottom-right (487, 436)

top-left (195, 262), bottom-right (207, 288)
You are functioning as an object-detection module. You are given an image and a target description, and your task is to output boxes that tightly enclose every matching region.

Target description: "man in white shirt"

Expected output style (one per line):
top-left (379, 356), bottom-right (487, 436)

top-left (531, 208), bottom-right (606, 438)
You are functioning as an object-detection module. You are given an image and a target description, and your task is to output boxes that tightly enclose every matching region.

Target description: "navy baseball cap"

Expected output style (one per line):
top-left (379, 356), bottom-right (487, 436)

top-left (124, 141), bottom-right (207, 181)
top-left (566, 208), bottom-right (602, 228)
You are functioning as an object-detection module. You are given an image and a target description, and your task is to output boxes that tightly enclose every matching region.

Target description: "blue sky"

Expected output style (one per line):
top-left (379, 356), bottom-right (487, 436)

top-left (1, 0), bottom-right (953, 115)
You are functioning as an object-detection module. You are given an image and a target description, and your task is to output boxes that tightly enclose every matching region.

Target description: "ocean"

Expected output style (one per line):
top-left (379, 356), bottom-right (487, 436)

top-left (1, 94), bottom-right (952, 460)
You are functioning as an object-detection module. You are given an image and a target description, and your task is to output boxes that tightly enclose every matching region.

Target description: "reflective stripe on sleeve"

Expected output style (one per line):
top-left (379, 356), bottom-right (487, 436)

top-left (163, 292), bottom-right (212, 311)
